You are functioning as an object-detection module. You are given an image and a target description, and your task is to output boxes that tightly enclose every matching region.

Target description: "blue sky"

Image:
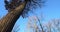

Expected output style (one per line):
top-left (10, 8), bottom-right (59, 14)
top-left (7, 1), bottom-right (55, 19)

top-left (0, 0), bottom-right (60, 32)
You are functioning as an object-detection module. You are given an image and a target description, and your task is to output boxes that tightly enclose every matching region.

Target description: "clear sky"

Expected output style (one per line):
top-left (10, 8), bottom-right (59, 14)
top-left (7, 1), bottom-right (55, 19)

top-left (0, 0), bottom-right (60, 32)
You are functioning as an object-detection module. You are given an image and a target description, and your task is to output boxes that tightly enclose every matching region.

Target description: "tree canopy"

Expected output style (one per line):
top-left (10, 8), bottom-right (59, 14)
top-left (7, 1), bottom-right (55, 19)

top-left (4, 0), bottom-right (45, 18)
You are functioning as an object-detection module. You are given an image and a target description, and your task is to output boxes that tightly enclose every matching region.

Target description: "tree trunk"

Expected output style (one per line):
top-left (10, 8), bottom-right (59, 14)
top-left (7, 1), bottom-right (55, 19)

top-left (0, 1), bottom-right (27, 32)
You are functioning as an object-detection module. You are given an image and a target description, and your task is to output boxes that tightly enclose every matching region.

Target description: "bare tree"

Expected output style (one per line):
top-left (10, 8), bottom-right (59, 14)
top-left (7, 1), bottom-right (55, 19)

top-left (43, 19), bottom-right (60, 32)
top-left (27, 16), bottom-right (44, 32)
top-left (52, 19), bottom-right (60, 32)
top-left (26, 15), bottom-right (60, 32)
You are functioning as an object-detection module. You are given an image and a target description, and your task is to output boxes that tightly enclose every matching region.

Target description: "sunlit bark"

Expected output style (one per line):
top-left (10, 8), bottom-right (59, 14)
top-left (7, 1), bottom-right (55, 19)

top-left (0, 1), bottom-right (27, 32)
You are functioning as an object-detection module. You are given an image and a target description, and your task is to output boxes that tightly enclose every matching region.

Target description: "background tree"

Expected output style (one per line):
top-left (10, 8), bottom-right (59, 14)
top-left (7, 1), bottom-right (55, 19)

top-left (42, 19), bottom-right (60, 32)
top-left (26, 15), bottom-right (44, 32)
top-left (26, 16), bottom-right (60, 32)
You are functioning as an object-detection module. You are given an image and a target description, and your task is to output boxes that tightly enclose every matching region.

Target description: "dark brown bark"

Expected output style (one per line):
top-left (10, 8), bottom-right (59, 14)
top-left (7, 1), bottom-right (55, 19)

top-left (0, 1), bottom-right (27, 32)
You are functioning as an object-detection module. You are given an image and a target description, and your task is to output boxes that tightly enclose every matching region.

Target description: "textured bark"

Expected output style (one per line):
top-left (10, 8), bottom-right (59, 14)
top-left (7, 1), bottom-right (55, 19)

top-left (0, 1), bottom-right (27, 32)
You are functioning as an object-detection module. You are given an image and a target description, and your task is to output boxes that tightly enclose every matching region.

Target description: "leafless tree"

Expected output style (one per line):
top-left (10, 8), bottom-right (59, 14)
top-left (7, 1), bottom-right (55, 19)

top-left (43, 19), bottom-right (60, 32)
top-left (27, 16), bottom-right (44, 32)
